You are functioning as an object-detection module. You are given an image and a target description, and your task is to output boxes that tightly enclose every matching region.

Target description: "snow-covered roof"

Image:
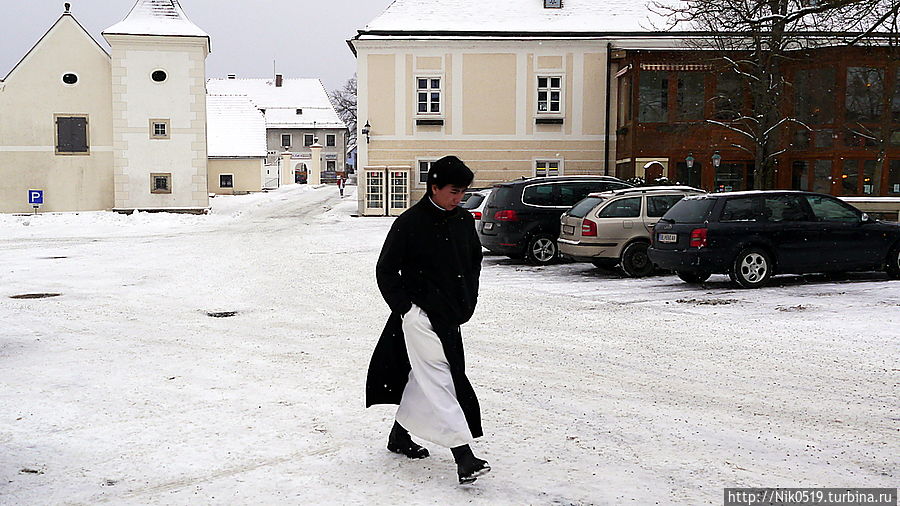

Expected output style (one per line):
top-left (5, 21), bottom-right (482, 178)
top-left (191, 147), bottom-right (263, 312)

top-left (362, 0), bottom-right (669, 34)
top-left (206, 78), bottom-right (346, 130)
top-left (103, 0), bottom-right (209, 39)
top-left (206, 95), bottom-right (267, 158)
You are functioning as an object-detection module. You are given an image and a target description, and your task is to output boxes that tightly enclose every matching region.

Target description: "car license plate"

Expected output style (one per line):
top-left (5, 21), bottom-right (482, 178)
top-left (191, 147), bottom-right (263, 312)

top-left (562, 225), bottom-right (575, 235)
top-left (483, 222), bottom-right (494, 231)
top-left (658, 233), bottom-right (678, 243)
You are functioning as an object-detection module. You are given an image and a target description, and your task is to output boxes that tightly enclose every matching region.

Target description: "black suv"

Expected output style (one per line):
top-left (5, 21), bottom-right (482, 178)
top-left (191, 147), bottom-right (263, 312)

top-left (648, 190), bottom-right (900, 287)
top-left (478, 176), bottom-right (631, 264)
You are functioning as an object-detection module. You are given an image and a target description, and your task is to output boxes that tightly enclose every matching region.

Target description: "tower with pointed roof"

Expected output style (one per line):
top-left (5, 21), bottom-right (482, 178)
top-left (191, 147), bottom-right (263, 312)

top-left (103, 0), bottom-right (210, 212)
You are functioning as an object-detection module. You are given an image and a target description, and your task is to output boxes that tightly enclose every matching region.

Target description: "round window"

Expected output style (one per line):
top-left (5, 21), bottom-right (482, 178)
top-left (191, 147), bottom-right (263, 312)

top-left (151, 70), bottom-right (167, 82)
top-left (62, 73), bottom-right (78, 85)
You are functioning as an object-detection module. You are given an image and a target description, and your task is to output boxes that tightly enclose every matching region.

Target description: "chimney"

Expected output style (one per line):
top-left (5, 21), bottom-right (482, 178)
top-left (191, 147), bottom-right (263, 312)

top-left (64, 3), bottom-right (71, 13)
top-left (275, 74), bottom-right (283, 87)
top-left (227, 74), bottom-right (236, 79)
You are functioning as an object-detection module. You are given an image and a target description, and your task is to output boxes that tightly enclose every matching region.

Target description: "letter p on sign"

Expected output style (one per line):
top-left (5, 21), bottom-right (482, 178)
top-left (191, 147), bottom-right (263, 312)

top-left (29, 190), bottom-right (43, 205)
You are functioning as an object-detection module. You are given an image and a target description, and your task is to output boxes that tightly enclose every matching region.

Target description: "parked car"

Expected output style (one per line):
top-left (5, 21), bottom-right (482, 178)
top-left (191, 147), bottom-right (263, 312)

top-left (460, 189), bottom-right (492, 227)
top-left (648, 190), bottom-right (900, 288)
top-left (558, 186), bottom-right (705, 276)
top-left (478, 176), bottom-right (632, 264)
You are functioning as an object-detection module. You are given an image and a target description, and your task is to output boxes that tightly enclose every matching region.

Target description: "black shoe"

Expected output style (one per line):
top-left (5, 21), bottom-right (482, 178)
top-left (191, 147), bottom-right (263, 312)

top-left (387, 439), bottom-right (430, 459)
top-left (457, 458), bottom-right (490, 484)
top-left (387, 421), bottom-right (430, 459)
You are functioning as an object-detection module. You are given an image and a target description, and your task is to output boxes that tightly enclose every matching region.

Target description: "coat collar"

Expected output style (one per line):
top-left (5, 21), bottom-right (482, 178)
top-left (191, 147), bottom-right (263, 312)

top-left (418, 196), bottom-right (459, 219)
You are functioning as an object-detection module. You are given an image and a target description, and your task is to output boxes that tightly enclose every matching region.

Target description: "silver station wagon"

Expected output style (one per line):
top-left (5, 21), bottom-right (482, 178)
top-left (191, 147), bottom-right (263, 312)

top-left (558, 186), bottom-right (705, 276)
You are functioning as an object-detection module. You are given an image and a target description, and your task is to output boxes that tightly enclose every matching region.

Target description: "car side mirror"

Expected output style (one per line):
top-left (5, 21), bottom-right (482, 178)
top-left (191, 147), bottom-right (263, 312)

top-left (860, 213), bottom-right (871, 223)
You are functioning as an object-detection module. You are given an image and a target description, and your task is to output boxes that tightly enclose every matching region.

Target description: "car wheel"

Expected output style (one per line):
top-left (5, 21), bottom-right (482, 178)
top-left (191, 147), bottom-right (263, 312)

top-left (886, 244), bottom-right (900, 280)
top-left (525, 235), bottom-right (558, 265)
top-left (676, 271), bottom-right (711, 283)
top-left (620, 242), bottom-right (653, 277)
top-left (732, 247), bottom-right (772, 288)
top-left (591, 258), bottom-right (618, 270)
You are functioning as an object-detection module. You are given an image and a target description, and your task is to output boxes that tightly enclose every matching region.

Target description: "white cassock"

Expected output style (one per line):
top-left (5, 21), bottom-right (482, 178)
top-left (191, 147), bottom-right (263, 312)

top-left (395, 304), bottom-right (474, 448)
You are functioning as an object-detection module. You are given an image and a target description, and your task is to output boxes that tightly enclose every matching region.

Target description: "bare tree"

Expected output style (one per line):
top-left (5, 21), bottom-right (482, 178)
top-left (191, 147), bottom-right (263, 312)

top-left (650, 0), bottom-right (893, 189)
top-left (329, 75), bottom-right (357, 147)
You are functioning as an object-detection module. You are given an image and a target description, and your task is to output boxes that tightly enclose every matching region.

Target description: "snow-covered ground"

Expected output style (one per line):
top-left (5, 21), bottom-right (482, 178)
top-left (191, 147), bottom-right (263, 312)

top-left (1, 185), bottom-right (896, 505)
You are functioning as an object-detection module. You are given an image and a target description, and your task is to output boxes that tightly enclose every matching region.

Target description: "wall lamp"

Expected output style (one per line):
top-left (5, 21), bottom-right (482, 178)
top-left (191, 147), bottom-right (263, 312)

top-left (711, 150), bottom-right (722, 169)
top-left (361, 121), bottom-right (371, 143)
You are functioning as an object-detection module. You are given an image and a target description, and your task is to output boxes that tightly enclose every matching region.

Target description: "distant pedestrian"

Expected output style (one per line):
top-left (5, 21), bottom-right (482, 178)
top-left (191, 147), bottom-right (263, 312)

top-left (337, 176), bottom-right (346, 197)
top-left (366, 155), bottom-right (489, 484)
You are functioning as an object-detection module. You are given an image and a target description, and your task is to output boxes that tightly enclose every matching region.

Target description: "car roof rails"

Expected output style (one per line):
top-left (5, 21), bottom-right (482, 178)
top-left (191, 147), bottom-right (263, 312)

top-left (586, 185), bottom-right (705, 198)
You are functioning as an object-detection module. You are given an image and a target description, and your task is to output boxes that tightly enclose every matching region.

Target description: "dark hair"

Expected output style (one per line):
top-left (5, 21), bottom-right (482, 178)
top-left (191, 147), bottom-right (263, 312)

top-left (425, 156), bottom-right (474, 196)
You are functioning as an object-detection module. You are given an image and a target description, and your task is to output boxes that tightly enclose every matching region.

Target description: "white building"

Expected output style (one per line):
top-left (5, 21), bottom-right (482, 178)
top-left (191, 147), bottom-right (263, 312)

top-left (104, 0), bottom-right (210, 212)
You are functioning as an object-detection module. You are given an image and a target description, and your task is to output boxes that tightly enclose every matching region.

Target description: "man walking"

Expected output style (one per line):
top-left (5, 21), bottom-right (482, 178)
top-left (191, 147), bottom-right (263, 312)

top-left (366, 156), bottom-right (489, 484)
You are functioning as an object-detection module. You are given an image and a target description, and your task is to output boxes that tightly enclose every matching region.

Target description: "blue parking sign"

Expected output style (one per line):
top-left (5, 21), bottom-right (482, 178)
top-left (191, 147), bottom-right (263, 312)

top-left (29, 189), bottom-right (43, 205)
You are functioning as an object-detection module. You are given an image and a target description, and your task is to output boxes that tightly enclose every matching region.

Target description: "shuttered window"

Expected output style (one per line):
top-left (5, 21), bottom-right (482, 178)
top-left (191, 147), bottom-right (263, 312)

top-left (55, 115), bottom-right (89, 154)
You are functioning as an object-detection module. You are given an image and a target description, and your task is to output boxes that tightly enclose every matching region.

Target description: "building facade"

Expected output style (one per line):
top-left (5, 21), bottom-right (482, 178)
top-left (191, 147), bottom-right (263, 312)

top-left (614, 46), bottom-right (900, 198)
top-left (350, 0), bottom-right (899, 217)
top-left (0, 10), bottom-right (114, 214)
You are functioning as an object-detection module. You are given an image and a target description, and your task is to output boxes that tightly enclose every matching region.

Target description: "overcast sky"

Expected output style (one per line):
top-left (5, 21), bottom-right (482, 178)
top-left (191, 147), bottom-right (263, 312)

top-left (1, 0), bottom-right (395, 92)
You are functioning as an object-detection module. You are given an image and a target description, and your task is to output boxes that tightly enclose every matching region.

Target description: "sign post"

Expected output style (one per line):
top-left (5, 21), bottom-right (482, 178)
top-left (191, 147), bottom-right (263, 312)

top-left (28, 189), bottom-right (43, 214)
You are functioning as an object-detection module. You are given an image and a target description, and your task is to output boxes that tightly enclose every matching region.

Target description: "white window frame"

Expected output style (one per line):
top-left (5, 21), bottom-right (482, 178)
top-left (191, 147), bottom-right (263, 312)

top-left (534, 159), bottom-right (563, 177)
top-left (281, 133), bottom-right (292, 148)
top-left (219, 173), bottom-right (234, 188)
top-left (150, 119), bottom-right (170, 140)
top-left (416, 75), bottom-right (443, 116)
top-left (416, 158), bottom-right (438, 188)
top-left (536, 75), bottom-right (564, 115)
top-left (304, 134), bottom-right (314, 147)
top-left (326, 134), bottom-right (336, 147)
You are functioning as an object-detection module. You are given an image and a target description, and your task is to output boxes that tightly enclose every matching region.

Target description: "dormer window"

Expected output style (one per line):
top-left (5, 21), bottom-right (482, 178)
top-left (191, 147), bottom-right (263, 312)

top-left (296, 109), bottom-right (303, 115)
top-left (544, 0), bottom-right (562, 8)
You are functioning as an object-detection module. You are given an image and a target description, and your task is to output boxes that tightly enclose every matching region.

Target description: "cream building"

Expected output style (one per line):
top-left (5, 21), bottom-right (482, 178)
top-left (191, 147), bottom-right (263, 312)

top-left (0, 7), bottom-right (114, 214)
top-left (349, 0), bottom-right (669, 216)
top-left (206, 95), bottom-right (267, 195)
top-left (0, 0), bottom-right (209, 214)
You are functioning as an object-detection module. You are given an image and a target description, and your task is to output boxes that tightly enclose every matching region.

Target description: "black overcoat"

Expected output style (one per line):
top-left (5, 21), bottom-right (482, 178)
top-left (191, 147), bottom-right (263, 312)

top-left (366, 196), bottom-right (484, 439)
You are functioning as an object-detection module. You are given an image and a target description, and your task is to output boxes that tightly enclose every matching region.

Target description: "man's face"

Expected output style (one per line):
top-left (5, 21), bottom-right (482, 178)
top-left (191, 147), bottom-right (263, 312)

top-left (431, 184), bottom-right (468, 210)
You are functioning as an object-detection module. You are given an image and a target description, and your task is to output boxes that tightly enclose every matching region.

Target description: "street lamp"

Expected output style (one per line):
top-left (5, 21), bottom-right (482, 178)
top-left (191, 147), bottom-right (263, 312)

top-left (361, 121), bottom-right (371, 144)
top-left (711, 151), bottom-right (722, 169)
top-left (685, 153), bottom-right (695, 169)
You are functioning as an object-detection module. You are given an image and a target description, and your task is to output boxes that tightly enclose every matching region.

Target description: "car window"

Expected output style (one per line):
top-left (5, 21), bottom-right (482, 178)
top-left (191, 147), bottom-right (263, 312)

top-left (559, 182), bottom-right (605, 207)
top-left (804, 195), bottom-right (860, 222)
top-left (598, 197), bottom-right (641, 218)
top-left (764, 195), bottom-right (808, 222)
top-left (460, 194), bottom-right (485, 209)
top-left (662, 197), bottom-right (715, 223)
top-left (647, 194), bottom-right (686, 218)
top-left (486, 187), bottom-right (513, 208)
top-left (522, 184), bottom-right (556, 206)
top-left (568, 196), bottom-right (605, 218)
top-left (720, 197), bottom-right (765, 222)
